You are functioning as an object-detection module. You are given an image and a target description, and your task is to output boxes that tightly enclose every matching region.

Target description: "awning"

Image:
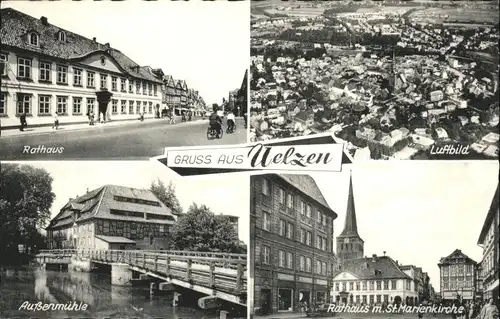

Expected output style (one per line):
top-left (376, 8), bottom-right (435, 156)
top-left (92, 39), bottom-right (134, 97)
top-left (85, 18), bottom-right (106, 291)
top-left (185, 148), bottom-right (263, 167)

top-left (485, 278), bottom-right (499, 292)
top-left (95, 235), bottom-right (135, 244)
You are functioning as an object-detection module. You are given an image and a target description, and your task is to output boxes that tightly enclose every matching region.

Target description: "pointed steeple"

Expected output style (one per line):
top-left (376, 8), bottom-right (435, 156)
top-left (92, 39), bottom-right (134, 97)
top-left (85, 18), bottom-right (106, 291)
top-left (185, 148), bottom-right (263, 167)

top-left (339, 171), bottom-right (360, 237)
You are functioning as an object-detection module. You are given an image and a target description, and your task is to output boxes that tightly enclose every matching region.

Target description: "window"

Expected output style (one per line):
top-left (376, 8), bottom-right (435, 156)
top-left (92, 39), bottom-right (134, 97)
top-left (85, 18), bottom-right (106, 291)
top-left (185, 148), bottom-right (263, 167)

top-left (376, 280), bottom-right (381, 290)
top-left (142, 82), bottom-right (147, 95)
top-left (148, 102), bottom-right (152, 114)
top-left (335, 283), bottom-right (339, 291)
top-left (136, 101), bottom-right (141, 114)
top-left (73, 68), bottom-right (82, 86)
top-left (287, 194), bottom-right (294, 209)
top-left (17, 58), bottom-right (32, 79)
top-left (322, 237), bottom-right (327, 251)
top-left (100, 74), bottom-right (107, 89)
top-left (306, 257), bottom-right (312, 272)
top-left (148, 83), bottom-right (153, 96)
top-left (376, 295), bottom-right (381, 303)
top-left (39, 61), bottom-right (51, 82)
top-left (73, 97), bottom-right (82, 114)
top-left (129, 80), bottom-right (134, 93)
top-left (317, 210), bottom-right (322, 223)
top-left (120, 78), bottom-right (126, 92)
top-left (384, 280), bottom-right (389, 290)
top-left (300, 228), bottom-right (306, 243)
top-left (391, 280), bottom-right (397, 290)
top-left (262, 245), bottom-right (270, 264)
top-left (262, 179), bottom-right (269, 195)
top-left (300, 256), bottom-right (305, 271)
top-left (121, 100), bottom-right (126, 114)
top-left (342, 283), bottom-right (346, 291)
top-left (279, 250), bottom-right (285, 267)
top-left (287, 222), bottom-right (294, 239)
top-left (369, 281), bottom-right (374, 290)
top-left (0, 53), bottom-right (7, 76)
top-left (300, 201), bottom-right (305, 214)
top-left (112, 99), bottom-right (118, 114)
top-left (143, 101), bottom-right (147, 113)
top-left (306, 231), bottom-right (312, 246)
top-left (317, 235), bottom-right (321, 250)
top-left (279, 188), bottom-right (285, 205)
top-left (287, 252), bottom-right (293, 269)
top-left (56, 96), bottom-right (67, 114)
top-left (350, 282), bottom-right (354, 290)
top-left (17, 93), bottom-right (31, 114)
top-left (280, 219), bottom-right (286, 236)
top-left (322, 261), bottom-right (327, 275)
top-left (306, 204), bottom-right (312, 218)
top-left (58, 31), bottom-right (66, 42)
top-left (38, 95), bottom-right (51, 115)
top-left (362, 295), bottom-right (367, 304)
top-left (56, 65), bottom-right (68, 84)
top-left (29, 33), bottom-right (39, 46)
top-left (263, 212), bottom-right (271, 231)
top-left (111, 76), bottom-right (117, 91)
top-left (0, 93), bottom-right (5, 115)
top-left (87, 71), bottom-right (95, 88)
top-left (154, 84), bottom-right (158, 96)
top-left (369, 295), bottom-right (374, 304)
top-left (87, 98), bottom-right (95, 115)
top-left (362, 281), bottom-right (367, 290)
top-left (129, 100), bottom-right (134, 114)
top-left (317, 260), bottom-right (321, 274)
top-left (136, 81), bottom-right (141, 94)
top-left (356, 282), bottom-right (360, 291)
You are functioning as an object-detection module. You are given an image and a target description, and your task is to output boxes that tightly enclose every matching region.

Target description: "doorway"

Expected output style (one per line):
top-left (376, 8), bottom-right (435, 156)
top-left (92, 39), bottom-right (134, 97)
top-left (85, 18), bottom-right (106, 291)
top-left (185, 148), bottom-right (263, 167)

top-left (260, 289), bottom-right (271, 315)
top-left (278, 288), bottom-right (293, 311)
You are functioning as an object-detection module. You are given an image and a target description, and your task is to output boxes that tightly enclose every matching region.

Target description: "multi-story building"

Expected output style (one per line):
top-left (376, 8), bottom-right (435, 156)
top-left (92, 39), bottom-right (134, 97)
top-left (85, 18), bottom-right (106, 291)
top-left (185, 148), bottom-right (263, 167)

top-left (1, 8), bottom-right (163, 127)
top-left (332, 174), bottom-right (417, 306)
top-left (46, 185), bottom-right (176, 251)
top-left (477, 184), bottom-right (499, 302)
top-left (438, 249), bottom-right (479, 302)
top-left (250, 174), bottom-right (338, 315)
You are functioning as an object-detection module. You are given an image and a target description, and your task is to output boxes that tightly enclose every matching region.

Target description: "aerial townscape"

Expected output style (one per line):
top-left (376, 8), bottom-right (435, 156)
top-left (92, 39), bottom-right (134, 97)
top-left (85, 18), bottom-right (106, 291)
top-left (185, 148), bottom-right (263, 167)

top-left (250, 172), bottom-right (499, 318)
top-left (249, 0), bottom-right (499, 160)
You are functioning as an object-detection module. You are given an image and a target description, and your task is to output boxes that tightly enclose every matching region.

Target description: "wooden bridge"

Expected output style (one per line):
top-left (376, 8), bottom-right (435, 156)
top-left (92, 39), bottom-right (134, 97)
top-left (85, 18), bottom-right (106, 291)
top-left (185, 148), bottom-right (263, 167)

top-left (35, 249), bottom-right (247, 307)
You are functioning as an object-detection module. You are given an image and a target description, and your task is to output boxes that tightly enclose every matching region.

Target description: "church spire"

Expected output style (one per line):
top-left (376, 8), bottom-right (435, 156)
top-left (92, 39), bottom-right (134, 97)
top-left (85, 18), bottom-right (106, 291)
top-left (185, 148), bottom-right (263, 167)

top-left (339, 171), bottom-right (360, 237)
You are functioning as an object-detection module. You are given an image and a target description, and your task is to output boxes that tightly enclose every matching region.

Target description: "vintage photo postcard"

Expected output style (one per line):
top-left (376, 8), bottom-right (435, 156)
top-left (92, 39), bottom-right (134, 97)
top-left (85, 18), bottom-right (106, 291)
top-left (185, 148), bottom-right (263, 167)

top-left (250, 0), bottom-right (499, 160)
top-left (0, 0), bottom-right (249, 160)
top-left (0, 160), bottom-right (248, 319)
top-left (249, 161), bottom-right (499, 318)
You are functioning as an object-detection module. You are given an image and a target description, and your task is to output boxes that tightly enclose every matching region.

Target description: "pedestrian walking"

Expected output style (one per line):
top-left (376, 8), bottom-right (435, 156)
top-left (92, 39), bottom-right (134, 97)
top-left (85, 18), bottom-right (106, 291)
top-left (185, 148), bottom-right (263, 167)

top-left (169, 110), bottom-right (175, 124)
top-left (140, 110), bottom-right (144, 122)
top-left (52, 112), bottom-right (59, 130)
top-left (479, 298), bottom-right (498, 319)
top-left (19, 112), bottom-right (27, 131)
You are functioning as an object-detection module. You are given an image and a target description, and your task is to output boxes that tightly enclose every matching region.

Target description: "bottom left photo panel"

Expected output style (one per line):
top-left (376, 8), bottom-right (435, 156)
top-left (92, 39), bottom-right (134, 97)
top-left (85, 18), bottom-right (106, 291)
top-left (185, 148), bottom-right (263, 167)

top-left (0, 161), bottom-right (249, 319)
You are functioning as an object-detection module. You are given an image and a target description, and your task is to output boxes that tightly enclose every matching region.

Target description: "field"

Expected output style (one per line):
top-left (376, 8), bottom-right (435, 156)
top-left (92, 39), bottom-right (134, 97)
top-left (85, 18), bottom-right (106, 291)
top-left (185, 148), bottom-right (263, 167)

top-left (409, 8), bottom-right (499, 24)
top-left (356, 6), bottom-right (421, 15)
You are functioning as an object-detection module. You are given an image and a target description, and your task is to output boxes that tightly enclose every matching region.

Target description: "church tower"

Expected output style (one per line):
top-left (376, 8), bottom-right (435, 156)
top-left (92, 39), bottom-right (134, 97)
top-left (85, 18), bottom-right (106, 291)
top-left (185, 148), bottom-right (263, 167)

top-left (336, 172), bottom-right (364, 262)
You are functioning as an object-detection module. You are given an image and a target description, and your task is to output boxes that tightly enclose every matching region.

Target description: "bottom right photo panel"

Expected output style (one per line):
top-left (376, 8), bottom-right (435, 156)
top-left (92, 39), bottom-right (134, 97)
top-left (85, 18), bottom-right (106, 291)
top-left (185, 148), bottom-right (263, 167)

top-left (249, 161), bottom-right (499, 319)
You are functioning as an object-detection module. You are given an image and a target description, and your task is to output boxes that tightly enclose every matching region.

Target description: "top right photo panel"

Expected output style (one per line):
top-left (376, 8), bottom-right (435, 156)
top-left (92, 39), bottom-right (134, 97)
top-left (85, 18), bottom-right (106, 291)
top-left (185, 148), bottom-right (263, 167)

top-left (250, 0), bottom-right (499, 160)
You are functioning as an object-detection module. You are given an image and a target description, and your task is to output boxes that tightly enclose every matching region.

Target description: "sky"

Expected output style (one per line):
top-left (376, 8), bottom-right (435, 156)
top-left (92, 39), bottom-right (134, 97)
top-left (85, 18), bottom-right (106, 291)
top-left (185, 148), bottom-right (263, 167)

top-left (3, 1), bottom-right (249, 105)
top-left (307, 160), bottom-right (499, 290)
top-left (5, 160), bottom-right (249, 245)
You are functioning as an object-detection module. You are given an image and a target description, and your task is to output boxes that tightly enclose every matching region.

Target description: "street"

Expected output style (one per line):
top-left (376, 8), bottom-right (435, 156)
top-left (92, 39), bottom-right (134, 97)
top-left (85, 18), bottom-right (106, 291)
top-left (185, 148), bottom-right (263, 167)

top-left (0, 118), bottom-right (246, 160)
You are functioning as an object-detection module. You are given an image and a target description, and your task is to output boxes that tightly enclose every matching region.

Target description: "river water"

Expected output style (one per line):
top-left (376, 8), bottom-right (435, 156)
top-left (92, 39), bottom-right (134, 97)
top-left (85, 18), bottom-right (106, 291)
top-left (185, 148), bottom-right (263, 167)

top-left (0, 268), bottom-right (239, 319)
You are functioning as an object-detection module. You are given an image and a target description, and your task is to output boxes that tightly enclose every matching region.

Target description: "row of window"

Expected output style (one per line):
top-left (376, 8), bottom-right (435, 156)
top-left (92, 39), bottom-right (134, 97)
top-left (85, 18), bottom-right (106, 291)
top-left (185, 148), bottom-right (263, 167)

top-left (335, 280), bottom-right (399, 292)
top-left (339, 294), bottom-right (394, 305)
top-left (0, 54), bottom-right (159, 96)
top-left (113, 196), bottom-right (161, 207)
top-left (261, 245), bottom-right (329, 275)
top-left (0, 92), bottom-right (155, 116)
top-left (442, 278), bottom-right (474, 290)
top-left (441, 264), bottom-right (475, 276)
top-left (27, 31), bottom-right (67, 47)
top-left (263, 179), bottom-right (329, 226)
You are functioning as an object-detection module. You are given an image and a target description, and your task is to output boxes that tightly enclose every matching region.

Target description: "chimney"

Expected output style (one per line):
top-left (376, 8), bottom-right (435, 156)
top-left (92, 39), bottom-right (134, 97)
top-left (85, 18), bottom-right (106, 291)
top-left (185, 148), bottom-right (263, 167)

top-left (383, 251), bottom-right (386, 256)
top-left (372, 254), bottom-right (377, 262)
top-left (92, 37), bottom-right (96, 42)
top-left (41, 16), bottom-right (48, 26)
top-left (86, 188), bottom-right (89, 193)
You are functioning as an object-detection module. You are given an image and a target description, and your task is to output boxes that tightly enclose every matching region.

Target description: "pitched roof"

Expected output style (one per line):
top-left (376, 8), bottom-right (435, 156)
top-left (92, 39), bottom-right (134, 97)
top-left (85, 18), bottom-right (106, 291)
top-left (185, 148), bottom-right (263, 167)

top-left (438, 249), bottom-right (477, 266)
top-left (295, 110), bottom-right (313, 121)
top-left (334, 255), bottom-right (412, 280)
top-left (46, 185), bottom-right (175, 230)
top-left (339, 173), bottom-right (362, 239)
top-left (277, 174), bottom-right (336, 217)
top-left (1, 8), bottom-right (161, 83)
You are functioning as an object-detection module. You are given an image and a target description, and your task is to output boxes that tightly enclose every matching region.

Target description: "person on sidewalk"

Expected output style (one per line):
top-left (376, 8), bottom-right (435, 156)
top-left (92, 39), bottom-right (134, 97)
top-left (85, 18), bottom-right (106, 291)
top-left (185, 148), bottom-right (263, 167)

top-left (479, 298), bottom-right (499, 319)
top-left (52, 112), bottom-right (59, 130)
top-left (19, 112), bottom-right (27, 131)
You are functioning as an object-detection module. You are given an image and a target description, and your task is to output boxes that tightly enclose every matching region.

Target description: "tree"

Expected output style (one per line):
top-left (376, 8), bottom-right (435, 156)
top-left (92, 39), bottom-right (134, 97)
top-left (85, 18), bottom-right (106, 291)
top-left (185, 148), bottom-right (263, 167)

top-left (170, 203), bottom-right (245, 253)
top-left (0, 163), bottom-right (55, 265)
top-left (149, 179), bottom-right (183, 216)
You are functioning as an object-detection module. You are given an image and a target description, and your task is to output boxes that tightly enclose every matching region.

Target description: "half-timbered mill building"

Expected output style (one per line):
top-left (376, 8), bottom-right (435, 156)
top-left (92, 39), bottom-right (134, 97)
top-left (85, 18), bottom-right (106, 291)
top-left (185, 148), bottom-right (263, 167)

top-left (46, 185), bottom-right (176, 251)
top-left (250, 174), bottom-right (338, 315)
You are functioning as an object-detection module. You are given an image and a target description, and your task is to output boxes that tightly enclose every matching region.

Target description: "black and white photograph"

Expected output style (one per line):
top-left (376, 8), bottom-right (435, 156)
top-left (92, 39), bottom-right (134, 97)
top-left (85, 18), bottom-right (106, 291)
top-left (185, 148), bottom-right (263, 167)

top-left (249, 161), bottom-right (499, 318)
top-left (0, 1), bottom-right (249, 160)
top-left (0, 161), bottom-right (248, 319)
top-left (249, 0), bottom-right (499, 160)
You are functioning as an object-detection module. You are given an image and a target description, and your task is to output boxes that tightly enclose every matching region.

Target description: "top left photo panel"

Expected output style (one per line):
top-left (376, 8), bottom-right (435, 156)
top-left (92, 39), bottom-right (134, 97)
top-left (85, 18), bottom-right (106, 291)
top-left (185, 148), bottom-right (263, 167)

top-left (0, 0), bottom-right (250, 160)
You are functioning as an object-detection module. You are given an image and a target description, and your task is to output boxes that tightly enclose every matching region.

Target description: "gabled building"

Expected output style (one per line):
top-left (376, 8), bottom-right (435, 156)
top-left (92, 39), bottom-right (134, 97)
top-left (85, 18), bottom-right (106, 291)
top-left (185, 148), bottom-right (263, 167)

top-left (438, 249), bottom-right (479, 302)
top-left (477, 184), bottom-right (499, 302)
top-left (46, 185), bottom-right (176, 251)
top-left (250, 174), bottom-right (338, 315)
top-left (0, 8), bottom-right (163, 128)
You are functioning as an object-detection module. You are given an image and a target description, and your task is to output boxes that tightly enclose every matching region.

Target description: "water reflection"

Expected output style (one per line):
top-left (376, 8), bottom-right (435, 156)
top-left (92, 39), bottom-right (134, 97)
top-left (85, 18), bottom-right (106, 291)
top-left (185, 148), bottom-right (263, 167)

top-left (1, 268), bottom-right (226, 319)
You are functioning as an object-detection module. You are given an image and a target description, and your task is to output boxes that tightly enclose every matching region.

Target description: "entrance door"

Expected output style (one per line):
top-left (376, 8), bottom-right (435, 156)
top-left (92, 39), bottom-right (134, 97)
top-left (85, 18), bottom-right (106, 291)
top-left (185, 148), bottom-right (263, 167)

top-left (98, 101), bottom-right (108, 121)
top-left (260, 289), bottom-right (271, 315)
top-left (278, 288), bottom-right (293, 311)
top-left (300, 290), bottom-right (311, 309)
